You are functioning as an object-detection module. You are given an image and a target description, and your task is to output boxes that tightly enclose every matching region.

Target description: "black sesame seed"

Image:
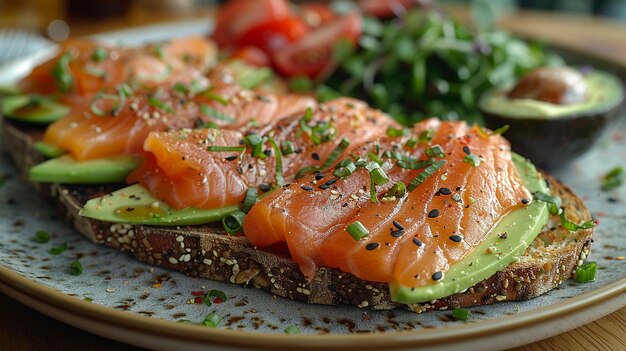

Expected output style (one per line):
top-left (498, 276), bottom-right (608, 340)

top-left (236, 166), bottom-right (243, 174)
top-left (312, 152), bottom-right (320, 160)
top-left (365, 243), bottom-right (380, 251)
top-left (456, 187), bottom-right (461, 191)
top-left (263, 149), bottom-right (272, 156)
top-left (462, 146), bottom-right (471, 155)
top-left (432, 271), bottom-right (443, 281)
top-left (318, 184), bottom-right (330, 190)
top-left (449, 235), bottom-right (463, 242)
top-left (301, 185), bottom-right (314, 191)
top-left (392, 220), bottom-right (404, 230)
top-left (259, 183), bottom-right (272, 192)
top-left (428, 209), bottom-right (439, 218)
top-left (412, 238), bottom-right (423, 247)
top-left (439, 187), bottom-right (452, 195)
top-left (225, 155), bottom-right (238, 161)
top-left (521, 198), bottom-right (530, 204)
top-left (315, 174), bottom-right (325, 181)
top-left (607, 197), bottom-right (618, 203)
top-left (391, 229), bottom-right (404, 238)
top-left (324, 178), bottom-right (337, 186)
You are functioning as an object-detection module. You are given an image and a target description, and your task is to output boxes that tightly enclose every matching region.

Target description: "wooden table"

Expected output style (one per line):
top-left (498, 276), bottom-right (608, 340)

top-left (1, 4), bottom-right (625, 351)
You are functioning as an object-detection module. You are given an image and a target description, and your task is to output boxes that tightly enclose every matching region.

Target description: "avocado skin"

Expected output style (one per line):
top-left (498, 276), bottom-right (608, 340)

top-left (482, 102), bottom-right (622, 169)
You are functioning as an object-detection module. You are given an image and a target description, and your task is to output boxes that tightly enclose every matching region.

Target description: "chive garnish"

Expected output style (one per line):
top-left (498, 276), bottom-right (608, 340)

top-left (463, 154), bottom-right (481, 167)
top-left (426, 145), bottom-right (445, 158)
top-left (407, 160), bottom-right (447, 191)
top-left (533, 192), bottom-right (562, 215)
top-left (386, 127), bottom-right (410, 137)
top-left (284, 325), bottom-right (301, 335)
top-left (52, 53), bottom-right (74, 93)
top-left (323, 138), bottom-right (350, 168)
top-left (418, 129), bottom-right (435, 143)
top-left (367, 151), bottom-right (383, 165)
top-left (207, 145), bottom-right (246, 152)
top-left (559, 209), bottom-right (595, 232)
top-left (452, 308), bottom-right (471, 320)
top-left (241, 188), bottom-right (258, 214)
top-left (280, 140), bottom-right (297, 155)
top-left (202, 312), bottom-right (222, 327)
top-left (384, 181), bottom-right (407, 199)
top-left (49, 242), bottom-right (68, 255)
top-left (397, 158), bottom-right (433, 170)
top-left (90, 93), bottom-right (121, 116)
top-left (346, 221), bottom-right (369, 241)
top-left (601, 166), bottom-right (624, 191)
top-left (268, 138), bottom-right (284, 187)
top-left (222, 210), bottom-right (246, 235)
top-left (405, 137), bottom-right (418, 148)
top-left (333, 161), bottom-right (356, 178)
top-left (148, 97), bottom-right (173, 113)
top-left (200, 104), bottom-right (234, 123)
top-left (34, 230), bottom-right (50, 243)
top-left (69, 261), bottom-right (83, 276)
top-left (366, 161), bottom-right (389, 202)
top-left (575, 261), bottom-right (596, 283)
top-left (294, 165), bottom-right (321, 180)
top-left (91, 47), bottom-right (108, 62)
top-left (202, 91), bottom-right (229, 105)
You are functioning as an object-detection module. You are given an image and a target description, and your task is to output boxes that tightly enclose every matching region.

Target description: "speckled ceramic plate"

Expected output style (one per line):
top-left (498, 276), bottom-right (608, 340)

top-left (0, 20), bottom-right (625, 351)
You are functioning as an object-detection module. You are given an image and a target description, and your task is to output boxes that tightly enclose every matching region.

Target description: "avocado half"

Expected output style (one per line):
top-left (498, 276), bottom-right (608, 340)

top-left (479, 68), bottom-right (624, 169)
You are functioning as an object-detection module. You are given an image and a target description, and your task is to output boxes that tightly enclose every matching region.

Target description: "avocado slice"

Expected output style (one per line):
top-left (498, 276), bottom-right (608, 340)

top-left (479, 68), bottom-right (624, 169)
top-left (33, 141), bottom-right (66, 158)
top-left (1, 95), bottom-right (71, 124)
top-left (80, 184), bottom-right (239, 226)
top-left (0, 85), bottom-right (21, 96)
top-left (29, 155), bottom-right (140, 184)
top-left (390, 153), bottom-right (550, 304)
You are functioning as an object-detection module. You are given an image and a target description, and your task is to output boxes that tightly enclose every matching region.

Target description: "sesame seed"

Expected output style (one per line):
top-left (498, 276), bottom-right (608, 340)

top-left (365, 243), bottom-right (380, 251)
top-left (312, 153), bottom-right (320, 161)
top-left (391, 229), bottom-right (404, 238)
top-left (432, 271), bottom-right (443, 281)
top-left (412, 238), bottom-right (423, 247)
top-left (449, 235), bottom-right (463, 242)
top-left (260, 183), bottom-right (272, 192)
top-left (318, 184), bottom-right (330, 190)
top-left (324, 178), bottom-right (337, 186)
top-left (463, 146), bottom-right (471, 155)
top-left (225, 155), bottom-right (238, 161)
top-left (392, 220), bottom-right (404, 230)
top-left (428, 209), bottom-right (439, 218)
top-left (315, 174), bottom-right (325, 181)
top-left (439, 187), bottom-right (451, 195)
top-left (301, 185), bottom-right (314, 191)
top-left (521, 198), bottom-right (530, 204)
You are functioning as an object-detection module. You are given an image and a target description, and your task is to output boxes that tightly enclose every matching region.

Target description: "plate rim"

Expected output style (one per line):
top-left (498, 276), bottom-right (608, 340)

top-left (1, 264), bottom-right (624, 350)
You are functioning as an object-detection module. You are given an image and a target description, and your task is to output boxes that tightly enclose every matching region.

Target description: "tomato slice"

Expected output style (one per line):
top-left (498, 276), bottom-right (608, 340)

top-left (358, 0), bottom-right (432, 18)
top-left (231, 46), bottom-right (271, 67)
top-left (236, 17), bottom-right (309, 56)
top-left (273, 12), bottom-right (362, 79)
top-left (299, 3), bottom-right (336, 27)
top-left (212, 0), bottom-right (291, 48)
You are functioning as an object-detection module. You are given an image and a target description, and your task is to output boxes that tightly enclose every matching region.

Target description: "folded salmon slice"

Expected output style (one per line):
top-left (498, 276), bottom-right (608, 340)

top-left (243, 120), bottom-right (532, 287)
top-left (19, 36), bottom-right (217, 96)
top-left (127, 98), bottom-right (399, 210)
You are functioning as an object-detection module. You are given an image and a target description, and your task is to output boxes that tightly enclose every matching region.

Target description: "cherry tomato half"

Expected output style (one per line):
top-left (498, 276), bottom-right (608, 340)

top-left (236, 17), bottom-right (309, 56)
top-left (231, 46), bottom-right (271, 67)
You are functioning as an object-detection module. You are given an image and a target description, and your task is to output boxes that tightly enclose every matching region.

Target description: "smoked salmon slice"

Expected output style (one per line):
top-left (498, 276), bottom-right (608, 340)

top-left (127, 98), bottom-right (398, 210)
top-left (243, 120), bottom-right (532, 288)
top-left (18, 36), bottom-right (217, 96)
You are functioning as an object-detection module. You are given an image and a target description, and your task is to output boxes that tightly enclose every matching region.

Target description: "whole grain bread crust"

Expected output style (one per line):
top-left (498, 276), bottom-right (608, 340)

top-left (2, 120), bottom-right (595, 311)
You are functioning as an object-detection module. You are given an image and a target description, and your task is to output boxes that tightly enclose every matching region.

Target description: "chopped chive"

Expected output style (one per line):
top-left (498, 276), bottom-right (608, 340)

top-left (91, 47), bottom-right (108, 62)
top-left (52, 53), bottom-right (74, 92)
top-left (281, 140), bottom-right (297, 155)
top-left (176, 319), bottom-right (192, 324)
top-left (200, 104), bottom-right (234, 123)
top-left (397, 158), bottom-right (433, 170)
top-left (463, 154), bottom-right (481, 167)
top-left (83, 297), bottom-right (93, 302)
top-left (148, 97), bottom-right (173, 113)
top-left (222, 210), bottom-right (246, 235)
top-left (601, 166), bottom-right (624, 191)
top-left (244, 134), bottom-right (263, 147)
top-left (333, 161), bottom-right (356, 178)
top-left (90, 93), bottom-right (121, 116)
top-left (323, 138), bottom-right (350, 168)
top-left (241, 188), bottom-right (258, 213)
top-left (268, 138), bottom-right (284, 187)
top-left (426, 144), bottom-right (445, 158)
top-left (405, 137), bottom-right (418, 148)
top-left (49, 242), bottom-right (68, 255)
top-left (207, 145), bottom-right (246, 152)
top-left (284, 325), bottom-right (301, 335)
top-left (367, 162), bottom-right (389, 185)
top-left (560, 209), bottom-right (595, 232)
top-left (492, 125), bottom-right (510, 135)
top-left (202, 312), bottom-right (222, 327)
top-left (173, 82), bottom-right (189, 94)
top-left (418, 129), bottom-right (435, 143)
top-left (452, 308), bottom-right (471, 320)
top-left (533, 192), bottom-right (562, 215)
top-left (386, 127), bottom-right (410, 137)
top-left (346, 221), bottom-right (369, 241)
top-left (407, 160), bottom-right (447, 191)
top-left (69, 261), bottom-right (83, 276)
top-left (34, 230), bottom-right (50, 243)
top-left (384, 181), bottom-right (407, 198)
top-left (367, 152), bottom-right (383, 165)
top-left (294, 165), bottom-right (321, 180)
top-left (575, 261), bottom-right (596, 283)
top-left (202, 91), bottom-right (229, 105)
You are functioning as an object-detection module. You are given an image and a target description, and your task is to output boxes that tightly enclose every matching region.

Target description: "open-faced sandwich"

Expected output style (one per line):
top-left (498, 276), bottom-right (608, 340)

top-left (1, 2), bottom-right (597, 313)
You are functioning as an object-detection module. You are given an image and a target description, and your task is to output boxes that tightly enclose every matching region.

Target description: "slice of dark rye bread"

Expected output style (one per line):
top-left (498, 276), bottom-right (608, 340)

top-left (2, 119), bottom-right (595, 312)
